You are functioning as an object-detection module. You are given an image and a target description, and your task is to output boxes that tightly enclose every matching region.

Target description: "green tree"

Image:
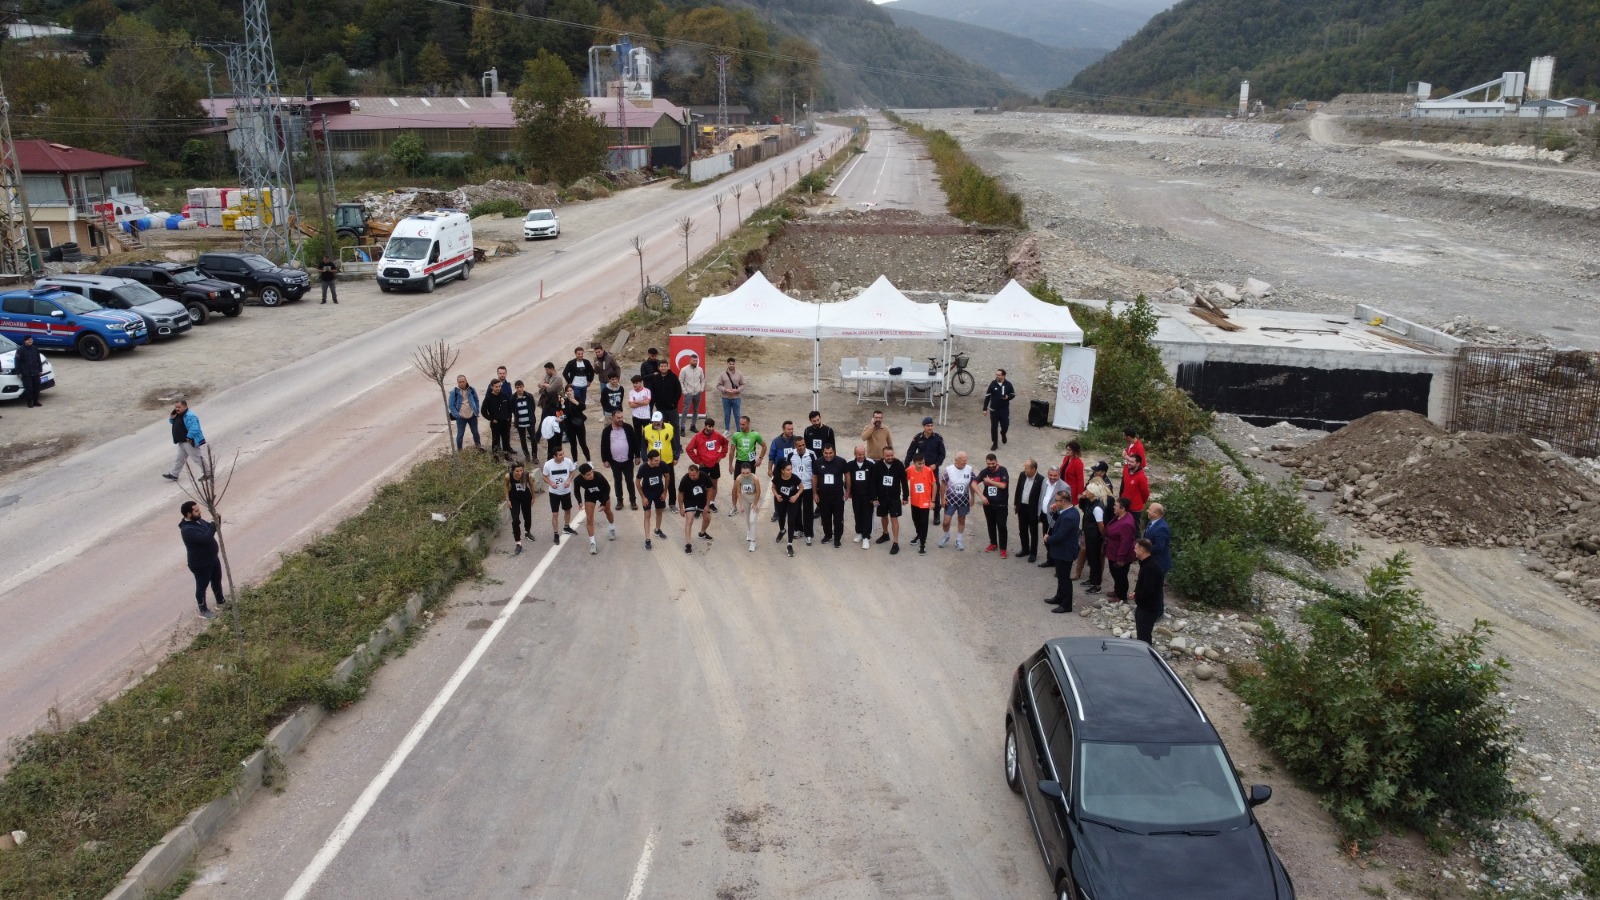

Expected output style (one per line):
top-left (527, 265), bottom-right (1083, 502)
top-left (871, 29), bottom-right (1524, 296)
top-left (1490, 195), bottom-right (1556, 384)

top-left (99, 17), bottom-right (206, 164)
top-left (467, 0), bottom-right (505, 75)
top-left (414, 42), bottom-right (452, 89)
top-left (512, 50), bottom-right (608, 184)
top-left (388, 131), bottom-right (427, 176)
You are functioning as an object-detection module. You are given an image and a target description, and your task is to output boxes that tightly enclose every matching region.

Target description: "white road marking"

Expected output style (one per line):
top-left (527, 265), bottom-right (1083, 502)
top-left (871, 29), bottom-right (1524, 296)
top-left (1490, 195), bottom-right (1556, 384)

top-left (281, 512), bottom-right (586, 900)
top-left (829, 134), bottom-right (870, 197)
top-left (623, 827), bottom-right (658, 900)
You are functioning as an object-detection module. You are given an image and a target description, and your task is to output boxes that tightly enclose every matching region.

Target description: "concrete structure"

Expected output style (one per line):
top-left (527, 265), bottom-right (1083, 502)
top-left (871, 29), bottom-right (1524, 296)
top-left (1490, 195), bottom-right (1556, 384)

top-left (1411, 99), bottom-right (1512, 119)
top-left (1517, 98), bottom-right (1579, 118)
top-left (1078, 299), bottom-right (1461, 429)
top-left (199, 95), bottom-right (690, 170)
top-left (688, 104), bottom-right (752, 126)
top-left (15, 141), bottom-right (145, 252)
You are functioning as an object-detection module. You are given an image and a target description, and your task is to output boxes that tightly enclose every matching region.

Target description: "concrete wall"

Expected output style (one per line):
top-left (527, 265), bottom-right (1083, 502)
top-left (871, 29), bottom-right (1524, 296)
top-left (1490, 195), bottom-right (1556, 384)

top-left (688, 152), bottom-right (735, 183)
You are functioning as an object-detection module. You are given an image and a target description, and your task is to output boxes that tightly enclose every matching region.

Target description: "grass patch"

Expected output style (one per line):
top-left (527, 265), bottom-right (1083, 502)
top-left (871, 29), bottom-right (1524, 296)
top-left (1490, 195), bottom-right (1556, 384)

top-left (0, 452), bottom-right (504, 898)
top-left (467, 198), bottom-right (527, 219)
top-left (881, 110), bottom-right (1026, 228)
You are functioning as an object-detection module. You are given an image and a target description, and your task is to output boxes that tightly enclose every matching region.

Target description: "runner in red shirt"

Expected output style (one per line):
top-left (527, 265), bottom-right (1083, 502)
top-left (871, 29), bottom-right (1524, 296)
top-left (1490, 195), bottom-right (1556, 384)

top-left (685, 417), bottom-right (729, 512)
top-left (1060, 439), bottom-right (1085, 504)
top-left (1121, 427), bottom-right (1147, 494)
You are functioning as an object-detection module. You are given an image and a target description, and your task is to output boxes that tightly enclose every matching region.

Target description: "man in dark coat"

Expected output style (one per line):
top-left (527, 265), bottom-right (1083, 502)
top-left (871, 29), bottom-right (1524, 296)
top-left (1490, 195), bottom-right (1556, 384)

top-left (179, 500), bottom-right (226, 618)
top-left (1133, 538), bottom-right (1166, 643)
top-left (1043, 492), bottom-right (1081, 614)
top-left (15, 335), bottom-right (45, 408)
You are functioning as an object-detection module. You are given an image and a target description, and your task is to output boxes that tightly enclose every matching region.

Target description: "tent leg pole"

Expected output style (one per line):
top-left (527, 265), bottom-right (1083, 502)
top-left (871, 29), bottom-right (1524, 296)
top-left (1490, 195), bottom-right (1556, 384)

top-left (813, 338), bottom-right (821, 416)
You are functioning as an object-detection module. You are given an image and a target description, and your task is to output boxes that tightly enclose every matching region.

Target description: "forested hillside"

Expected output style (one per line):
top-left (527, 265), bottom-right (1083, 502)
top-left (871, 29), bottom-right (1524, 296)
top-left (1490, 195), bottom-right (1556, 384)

top-left (0, 0), bottom-right (1009, 172)
top-left (884, 0), bottom-right (1148, 52)
top-left (1062, 0), bottom-right (1600, 109)
top-left (883, 6), bottom-right (1105, 96)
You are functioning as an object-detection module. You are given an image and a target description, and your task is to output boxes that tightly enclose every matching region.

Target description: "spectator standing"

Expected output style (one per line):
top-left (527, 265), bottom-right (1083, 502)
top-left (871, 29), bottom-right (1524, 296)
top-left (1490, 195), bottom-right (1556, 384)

top-left (592, 343), bottom-right (621, 385)
top-left (803, 410), bottom-right (836, 456)
top-left (506, 462), bottom-right (535, 555)
top-left (635, 451), bottom-right (670, 550)
top-left (977, 453), bottom-right (1011, 557)
top-left (859, 410), bottom-right (892, 461)
top-left (178, 500), bottom-right (226, 618)
top-left (875, 445), bottom-right (909, 554)
top-left (716, 358), bottom-right (747, 431)
top-left (1132, 538), bottom-right (1166, 643)
top-left (539, 406), bottom-right (564, 460)
top-left (982, 369), bottom-right (1016, 451)
top-left (1060, 440), bottom-right (1085, 503)
top-left (905, 417), bottom-right (947, 524)
top-left (447, 375), bottom-right (482, 452)
top-left (641, 411), bottom-right (678, 510)
top-left (814, 445), bottom-right (849, 547)
top-left (678, 353), bottom-right (706, 434)
top-left (1123, 459), bottom-right (1151, 535)
top-left (562, 389), bottom-right (590, 461)
top-left (511, 380), bottom-right (538, 463)
top-left (789, 439), bottom-right (817, 545)
top-left (1104, 497), bottom-right (1138, 603)
top-left (766, 420), bottom-right (798, 476)
top-left (536, 362), bottom-right (567, 422)
top-left (563, 348), bottom-right (595, 405)
top-left (163, 398), bottom-right (213, 481)
top-left (542, 446), bottom-right (578, 544)
top-left (939, 451), bottom-right (977, 550)
top-left (627, 374), bottom-right (653, 430)
top-left (575, 463), bottom-right (617, 554)
top-left (1121, 427), bottom-right (1147, 493)
top-left (1078, 465), bottom-right (1113, 592)
top-left (15, 335), bottom-right (44, 408)
top-left (906, 453), bottom-right (937, 554)
top-left (679, 463), bottom-right (713, 553)
top-left (1044, 492), bottom-right (1082, 614)
top-left (482, 379), bottom-right (513, 460)
top-left (599, 373), bottom-right (626, 417)
top-left (639, 348), bottom-right (663, 399)
top-left (1144, 502), bottom-right (1172, 576)
top-left (318, 255), bottom-right (339, 304)
top-left (600, 410), bottom-right (641, 510)
top-left (1013, 459), bottom-right (1045, 563)
top-left (654, 363), bottom-right (684, 452)
top-left (1040, 466), bottom-right (1070, 533)
top-left (771, 459), bottom-right (804, 557)
top-left (846, 445), bottom-right (881, 548)
top-left (685, 418), bottom-right (729, 512)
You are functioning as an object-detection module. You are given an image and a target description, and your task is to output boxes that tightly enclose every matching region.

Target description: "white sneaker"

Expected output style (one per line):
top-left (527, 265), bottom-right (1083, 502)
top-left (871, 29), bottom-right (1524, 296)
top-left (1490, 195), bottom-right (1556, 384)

top-left (805, 537), bottom-right (812, 546)
top-left (956, 538), bottom-right (965, 551)
top-left (862, 536), bottom-right (870, 549)
top-left (748, 540), bottom-right (756, 552)
top-left (608, 527), bottom-right (616, 541)
top-left (938, 534), bottom-right (950, 548)
top-left (589, 539), bottom-right (597, 555)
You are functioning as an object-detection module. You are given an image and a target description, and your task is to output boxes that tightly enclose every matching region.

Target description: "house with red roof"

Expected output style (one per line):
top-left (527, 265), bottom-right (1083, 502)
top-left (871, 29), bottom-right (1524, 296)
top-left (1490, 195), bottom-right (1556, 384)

top-left (16, 140), bottom-right (146, 253)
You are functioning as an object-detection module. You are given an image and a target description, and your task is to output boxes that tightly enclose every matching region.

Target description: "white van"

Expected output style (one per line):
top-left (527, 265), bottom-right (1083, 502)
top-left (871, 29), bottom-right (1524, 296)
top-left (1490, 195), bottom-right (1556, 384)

top-left (376, 210), bottom-right (474, 293)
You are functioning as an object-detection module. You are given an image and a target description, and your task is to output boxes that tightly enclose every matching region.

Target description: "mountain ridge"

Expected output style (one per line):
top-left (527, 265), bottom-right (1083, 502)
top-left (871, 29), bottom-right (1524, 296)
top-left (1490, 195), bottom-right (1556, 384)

top-left (882, 6), bottom-right (1106, 96)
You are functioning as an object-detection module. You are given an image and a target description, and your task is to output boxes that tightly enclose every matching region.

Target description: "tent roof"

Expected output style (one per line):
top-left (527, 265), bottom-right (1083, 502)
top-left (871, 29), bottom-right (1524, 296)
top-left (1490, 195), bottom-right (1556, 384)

top-left (686, 271), bottom-right (818, 339)
top-left (947, 279), bottom-right (1084, 343)
top-left (816, 276), bottom-right (947, 339)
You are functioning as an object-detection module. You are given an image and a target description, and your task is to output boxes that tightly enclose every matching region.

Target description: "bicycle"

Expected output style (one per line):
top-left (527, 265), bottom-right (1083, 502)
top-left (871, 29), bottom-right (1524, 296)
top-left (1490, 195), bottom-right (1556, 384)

top-left (926, 351), bottom-right (975, 397)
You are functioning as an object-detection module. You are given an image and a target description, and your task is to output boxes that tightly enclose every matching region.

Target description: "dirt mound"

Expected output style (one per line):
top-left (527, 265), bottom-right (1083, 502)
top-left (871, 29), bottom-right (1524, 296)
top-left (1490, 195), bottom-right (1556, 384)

top-left (457, 180), bottom-right (560, 211)
top-left (1283, 411), bottom-right (1600, 601)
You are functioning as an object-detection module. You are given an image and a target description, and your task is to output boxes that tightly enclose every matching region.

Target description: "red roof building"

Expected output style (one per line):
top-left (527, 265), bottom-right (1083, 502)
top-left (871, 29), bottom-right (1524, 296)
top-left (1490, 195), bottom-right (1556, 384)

top-left (17, 141), bottom-right (146, 252)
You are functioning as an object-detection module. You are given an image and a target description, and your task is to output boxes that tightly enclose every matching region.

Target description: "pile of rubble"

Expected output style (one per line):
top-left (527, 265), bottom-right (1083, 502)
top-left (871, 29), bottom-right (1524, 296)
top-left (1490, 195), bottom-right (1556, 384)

top-left (1281, 411), bottom-right (1600, 601)
top-left (1434, 315), bottom-right (1552, 348)
top-left (458, 180), bottom-right (560, 211)
top-left (1164, 276), bottom-right (1274, 308)
top-left (356, 180), bottom-right (564, 221)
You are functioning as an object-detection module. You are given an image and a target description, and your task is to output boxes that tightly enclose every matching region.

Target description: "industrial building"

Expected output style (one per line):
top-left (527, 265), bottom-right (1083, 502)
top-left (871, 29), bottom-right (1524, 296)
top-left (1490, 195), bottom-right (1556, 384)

top-left (1409, 55), bottom-right (1589, 119)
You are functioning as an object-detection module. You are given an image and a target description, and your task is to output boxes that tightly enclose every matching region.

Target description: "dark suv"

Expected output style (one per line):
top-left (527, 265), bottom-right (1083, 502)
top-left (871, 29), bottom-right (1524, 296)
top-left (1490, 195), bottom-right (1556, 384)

top-left (102, 261), bottom-right (244, 325)
top-left (1005, 638), bottom-right (1295, 899)
top-left (197, 251), bottom-right (311, 307)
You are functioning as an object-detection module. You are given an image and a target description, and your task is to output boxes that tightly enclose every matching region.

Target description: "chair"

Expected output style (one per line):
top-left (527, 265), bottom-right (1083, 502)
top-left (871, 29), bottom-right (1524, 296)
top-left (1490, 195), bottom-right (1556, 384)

top-left (860, 356), bottom-right (890, 403)
top-left (903, 373), bottom-right (939, 406)
top-left (839, 357), bottom-right (860, 392)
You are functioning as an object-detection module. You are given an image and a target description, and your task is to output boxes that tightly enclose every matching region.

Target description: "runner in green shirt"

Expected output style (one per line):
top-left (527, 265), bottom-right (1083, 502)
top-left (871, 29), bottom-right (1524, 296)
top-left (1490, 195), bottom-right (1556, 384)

top-left (728, 415), bottom-right (765, 516)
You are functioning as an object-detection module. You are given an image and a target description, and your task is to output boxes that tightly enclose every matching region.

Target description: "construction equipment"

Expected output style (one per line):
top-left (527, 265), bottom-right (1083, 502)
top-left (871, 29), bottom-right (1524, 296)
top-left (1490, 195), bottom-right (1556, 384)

top-left (293, 203), bottom-right (396, 241)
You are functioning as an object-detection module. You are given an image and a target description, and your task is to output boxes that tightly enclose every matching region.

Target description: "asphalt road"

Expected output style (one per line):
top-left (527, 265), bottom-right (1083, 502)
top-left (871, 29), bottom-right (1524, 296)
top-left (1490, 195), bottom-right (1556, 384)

top-left (0, 128), bottom-right (849, 749)
top-left (827, 115), bottom-right (948, 215)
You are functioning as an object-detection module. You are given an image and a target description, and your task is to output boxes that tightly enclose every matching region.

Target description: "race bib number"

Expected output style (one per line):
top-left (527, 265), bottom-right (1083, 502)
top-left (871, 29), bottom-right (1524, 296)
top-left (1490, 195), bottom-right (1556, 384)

top-left (914, 483), bottom-right (926, 494)
top-left (706, 441), bottom-right (717, 451)
top-left (854, 470), bottom-right (866, 481)
top-left (652, 440), bottom-right (663, 450)
top-left (987, 486), bottom-right (1000, 497)
top-left (742, 482), bottom-right (754, 494)
top-left (882, 476), bottom-right (894, 487)
top-left (823, 474), bottom-right (835, 485)
top-left (811, 439), bottom-right (822, 450)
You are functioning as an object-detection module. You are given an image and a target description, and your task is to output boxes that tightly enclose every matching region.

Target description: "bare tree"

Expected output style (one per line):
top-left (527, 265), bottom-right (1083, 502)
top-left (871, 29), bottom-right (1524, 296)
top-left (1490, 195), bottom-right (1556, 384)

top-left (768, 169), bottom-right (776, 198)
top-left (632, 235), bottom-right (646, 292)
top-left (676, 216), bottom-right (696, 268)
top-left (181, 445), bottom-right (245, 666)
top-left (412, 340), bottom-right (461, 454)
top-left (732, 185), bottom-right (743, 222)
top-left (753, 182), bottom-right (763, 207)
top-left (713, 193), bottom-right (725, 241)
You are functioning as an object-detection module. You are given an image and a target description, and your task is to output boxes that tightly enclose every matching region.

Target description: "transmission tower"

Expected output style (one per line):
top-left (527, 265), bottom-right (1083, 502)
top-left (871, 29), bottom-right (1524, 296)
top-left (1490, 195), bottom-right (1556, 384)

top-left (226, 0), bottom-right (302, 262)
top-left (714, 54), bottom-right (731, 134)
top-left (0, 72), bottom-right (40, 277)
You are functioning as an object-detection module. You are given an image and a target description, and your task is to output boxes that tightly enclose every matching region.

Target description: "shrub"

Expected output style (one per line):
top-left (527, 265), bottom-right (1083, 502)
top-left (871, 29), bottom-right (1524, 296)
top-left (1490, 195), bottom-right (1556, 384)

top-left (882, 110), bottom-right (1025, 228)
top-left (468, 198), bottom-right (526, 219)
top-left (1169, 534), bottom-right (1261, 607)
top-left (386, 131), bottom-right (426, 177)
top-left (1239, 475), bottom-right (1354, 568)
top-left (1543, 132), bottom-right (1575, 152)
top-left (1237, 553), bottom-right (1519, 840)
top-left (797, 171), bottom-right (827, 193)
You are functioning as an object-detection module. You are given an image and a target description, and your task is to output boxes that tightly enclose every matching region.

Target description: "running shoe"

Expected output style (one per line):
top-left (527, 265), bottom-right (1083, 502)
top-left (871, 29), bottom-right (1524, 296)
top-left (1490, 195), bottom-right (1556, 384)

top-left (685, 543), bottom-right (693, 554)
top-left (938, 534), bottom-right (950, 548)
top-left (748, 540), bottom-right (756, 552)
top-left (589, 541), bottom-right (597, 555)
top-left (563, 526), bottom-right (577, 535)
top-left (654, 529), bottom-right (667, 539)
top-left (876, 534), bottom-right (891, 544)
top-left (985, 544), bottom-right (997, 553)
top-left (786, 544), bottom-right (794, 557)
top-left (890, 543), bottom-right (900, 555)
top-left (553, 533), bottom-right (560, 545)
top-left (699, 532), bottom-right (714, 541)
top-left (514, 543), bottom-right (523, 556)
top-left (1000, 550), bottom-right (1008, 559)
top-left (645, 539), bottom-right (653, 550)
top-left (805, 537), bottom-right (812, 546)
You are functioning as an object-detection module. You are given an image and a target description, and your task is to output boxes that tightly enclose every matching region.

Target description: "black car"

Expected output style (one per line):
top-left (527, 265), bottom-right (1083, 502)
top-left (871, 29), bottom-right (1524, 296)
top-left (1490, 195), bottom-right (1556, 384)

top-left (102, 262), bottom-right (244, 325)
top-left (197, 250), bottom-right (311, 307)
top-left (1005, 638), bottom-right (1295, 899)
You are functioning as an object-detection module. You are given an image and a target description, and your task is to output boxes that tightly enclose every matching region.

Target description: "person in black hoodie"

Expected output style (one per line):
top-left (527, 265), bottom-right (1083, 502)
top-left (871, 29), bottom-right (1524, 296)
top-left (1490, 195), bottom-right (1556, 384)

top-left (562, 389), bottom-right (590, 461)
top-left (179, 500), bottom-right (226, 618)
top-left (511, 380), bottom-right (538, 463)
top-left (15, 335), bottom-right (44, 408)
top-left (598, 372), bottom-right (626, 417)
top-left (653, 363), bottom-right (683, 453)
top-left (1132, 538), bottom-right (1165, 644)
top-left (600, 410), bottom-right (641, 509)
top-left (481, 379), bottom-right (514, 460)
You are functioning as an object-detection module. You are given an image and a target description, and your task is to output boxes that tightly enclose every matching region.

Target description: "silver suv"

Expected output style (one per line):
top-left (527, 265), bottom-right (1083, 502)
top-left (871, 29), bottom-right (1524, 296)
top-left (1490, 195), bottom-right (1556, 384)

top-left (35, 274), bottom-right (193, 339)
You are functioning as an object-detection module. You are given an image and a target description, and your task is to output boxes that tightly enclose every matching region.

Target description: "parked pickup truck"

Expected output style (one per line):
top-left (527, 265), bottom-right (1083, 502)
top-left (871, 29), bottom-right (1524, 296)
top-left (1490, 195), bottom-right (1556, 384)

top-left (102, 261), bottom-right (244, 324)
top-left (197, 250), bottom-right (311, 307)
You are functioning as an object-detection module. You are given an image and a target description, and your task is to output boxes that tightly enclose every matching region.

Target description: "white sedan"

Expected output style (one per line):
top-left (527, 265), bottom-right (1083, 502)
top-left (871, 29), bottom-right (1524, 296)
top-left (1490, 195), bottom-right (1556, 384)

top-left (0, 334), bottom-right (57, 402)
top-left (523, 209), bottom-right (560, 240)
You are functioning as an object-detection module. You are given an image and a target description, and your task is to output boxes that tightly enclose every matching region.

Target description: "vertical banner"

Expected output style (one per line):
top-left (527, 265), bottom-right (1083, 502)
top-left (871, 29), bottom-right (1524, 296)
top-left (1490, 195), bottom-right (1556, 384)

top-left (669, 334), bottom-right (707, 415)
top-left (1053, 346), bottom-right (1097, 431)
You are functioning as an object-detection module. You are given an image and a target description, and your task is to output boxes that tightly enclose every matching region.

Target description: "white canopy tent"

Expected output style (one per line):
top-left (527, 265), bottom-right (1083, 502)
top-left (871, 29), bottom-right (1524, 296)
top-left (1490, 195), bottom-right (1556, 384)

top-left (944, 279), bottom-right (1086, 424)
top-left (686, 271), bottom-right (823, 410)
top-left (816, 275), bottom-right (949, 340)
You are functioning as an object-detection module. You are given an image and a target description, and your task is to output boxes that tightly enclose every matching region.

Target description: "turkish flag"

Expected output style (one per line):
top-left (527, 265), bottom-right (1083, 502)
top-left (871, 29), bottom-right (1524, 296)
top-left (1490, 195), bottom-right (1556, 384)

top-left (669, 335), bottom-right (706, 414)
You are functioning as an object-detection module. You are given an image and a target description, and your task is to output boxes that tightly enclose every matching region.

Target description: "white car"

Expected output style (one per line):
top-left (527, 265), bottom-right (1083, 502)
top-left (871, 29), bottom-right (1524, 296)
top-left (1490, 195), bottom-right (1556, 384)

top-left (523, 209), bottom-right (560, 240)
top-left (0, 333), bottom-right (57, 402)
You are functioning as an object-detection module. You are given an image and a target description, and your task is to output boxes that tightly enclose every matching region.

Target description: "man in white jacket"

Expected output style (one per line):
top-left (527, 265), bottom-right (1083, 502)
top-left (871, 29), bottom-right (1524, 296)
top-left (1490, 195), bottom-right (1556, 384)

top-left (678, 353), bottom-right (706, 435)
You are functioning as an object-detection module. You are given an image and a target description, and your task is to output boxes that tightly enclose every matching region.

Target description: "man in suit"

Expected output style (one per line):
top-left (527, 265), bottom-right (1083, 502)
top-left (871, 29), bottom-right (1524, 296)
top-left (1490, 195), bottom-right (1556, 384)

top-left (1012, 458), bottom-right (1046, 563)
top-left (1144, 502), bottom-right (1172, 576)
top-left (1043, 493), bottom-right (1081, 614)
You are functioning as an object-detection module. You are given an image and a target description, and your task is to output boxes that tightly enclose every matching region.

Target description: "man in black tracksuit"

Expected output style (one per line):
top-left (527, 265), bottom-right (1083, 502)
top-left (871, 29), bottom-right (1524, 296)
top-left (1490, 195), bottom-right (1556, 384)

top-left (813, 445), bottom-right (848, 547)
top-left (845, 444), bottom-right (881, 547)
top-left (179, 500), bottom-right (226, 618)
top-left (981, 368), bottom-right (1017, 451)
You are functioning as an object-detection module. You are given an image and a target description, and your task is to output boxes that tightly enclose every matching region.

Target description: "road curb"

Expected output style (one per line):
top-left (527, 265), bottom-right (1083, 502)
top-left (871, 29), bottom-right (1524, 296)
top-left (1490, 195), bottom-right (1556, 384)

top-left (102, 523), bottom-right (495, 900)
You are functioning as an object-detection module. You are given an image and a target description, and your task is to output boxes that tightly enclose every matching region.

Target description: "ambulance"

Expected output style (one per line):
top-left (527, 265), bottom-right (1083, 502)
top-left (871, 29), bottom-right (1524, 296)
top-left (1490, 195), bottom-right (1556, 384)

top-left (376, 210), bottom-right (474, 293)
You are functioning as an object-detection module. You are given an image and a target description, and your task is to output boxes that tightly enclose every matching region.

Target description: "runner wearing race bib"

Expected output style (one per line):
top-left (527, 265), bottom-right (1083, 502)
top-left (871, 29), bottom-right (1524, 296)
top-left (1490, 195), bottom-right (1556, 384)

top-left (573, 463), bottom-right (616, 554)
top-left (906, 454), bottom-right (938, 555)
top-left (874, 446), bottom-right (909, 554)
top-left (641, 411), bottom-right (678, 510)
top-left (635, 451), bottom-right (671, 550)
top-left (846, 445), bottom-right (882, 548)
top-left (541, 447), bottom-right (577, 545)
top-left (678, 464), bottom-right (713, 554)
top-left (813, 445), bottom-right (848, 547)
top-left (729, 416), bottom-right (766, 515)
top-left (978, 453), bottom-right (1011, 557)
top-left (734, 469), bottom-right (763, 552)
top-left (940, 453), bottom-right (977, 550)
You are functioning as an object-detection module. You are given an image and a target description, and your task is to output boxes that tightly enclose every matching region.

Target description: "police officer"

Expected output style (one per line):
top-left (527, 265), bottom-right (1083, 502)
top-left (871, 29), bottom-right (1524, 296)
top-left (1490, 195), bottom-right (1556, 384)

top-left (982, 368), bottom-right (1016, 451)
top-left (905, 416), bottom-right (947, 524)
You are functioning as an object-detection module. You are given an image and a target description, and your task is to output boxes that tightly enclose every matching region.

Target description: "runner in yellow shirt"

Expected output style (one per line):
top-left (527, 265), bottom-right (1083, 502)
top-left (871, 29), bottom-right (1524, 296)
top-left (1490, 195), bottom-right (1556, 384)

top-left (640, 411), bottom-right (678, 510)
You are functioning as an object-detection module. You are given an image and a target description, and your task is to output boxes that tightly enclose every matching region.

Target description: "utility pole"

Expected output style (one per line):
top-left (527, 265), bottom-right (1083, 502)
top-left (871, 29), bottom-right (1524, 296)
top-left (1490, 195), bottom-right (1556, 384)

top-left (616, 80), bottom-right (628, 169)
top-left (0, 71), bottom-right (40, 277)
top-left (714, 54), bottom-right (730, 137)
top-left (228, 0), bottom-right (302, 262)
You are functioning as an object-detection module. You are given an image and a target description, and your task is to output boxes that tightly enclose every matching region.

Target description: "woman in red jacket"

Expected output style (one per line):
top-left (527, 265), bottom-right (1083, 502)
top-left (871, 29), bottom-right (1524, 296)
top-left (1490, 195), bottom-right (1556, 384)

top-left (1059, 439), bottom-right (1085, 504)
top-left (1103, 497), bottom-right (1138, 603)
